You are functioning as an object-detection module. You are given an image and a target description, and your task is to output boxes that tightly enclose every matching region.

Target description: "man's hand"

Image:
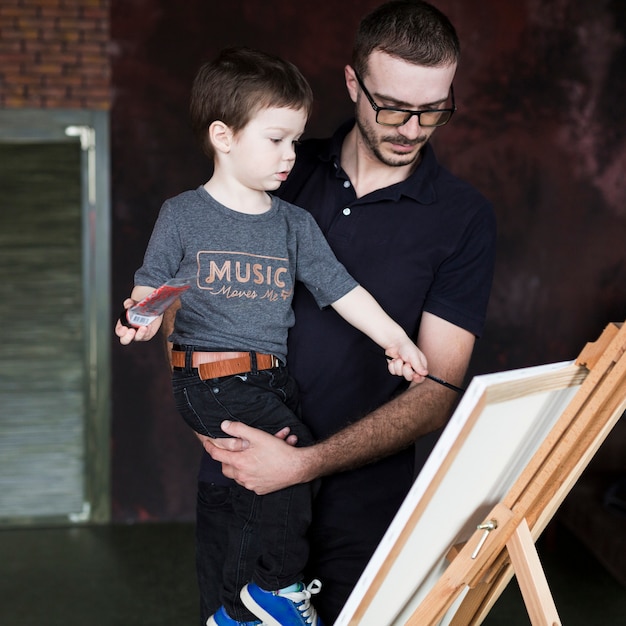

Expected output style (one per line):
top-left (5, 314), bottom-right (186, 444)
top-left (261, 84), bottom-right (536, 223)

top-left (205, 425), bottom-right (298, 451)
top-left (202, 421), bottom-right (310, 495)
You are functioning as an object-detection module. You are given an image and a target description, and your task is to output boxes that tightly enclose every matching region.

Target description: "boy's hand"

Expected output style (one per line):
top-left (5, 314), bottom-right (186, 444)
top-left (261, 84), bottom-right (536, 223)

top-left (386, 340), bottom-right (428, 383)
top-left (115, 298), bottom-right (162, 344)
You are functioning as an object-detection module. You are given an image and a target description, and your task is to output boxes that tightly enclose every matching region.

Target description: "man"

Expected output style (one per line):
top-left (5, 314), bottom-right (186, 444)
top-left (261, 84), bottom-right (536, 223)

top-left (196, 1), bottom-right (496, 623)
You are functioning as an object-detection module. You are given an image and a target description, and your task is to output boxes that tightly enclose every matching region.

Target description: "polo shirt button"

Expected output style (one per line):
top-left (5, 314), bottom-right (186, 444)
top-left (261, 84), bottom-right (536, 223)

top-left (343, 180), bottom-right (351, 188)
top-left (343, 208), bottom-right (351, 216)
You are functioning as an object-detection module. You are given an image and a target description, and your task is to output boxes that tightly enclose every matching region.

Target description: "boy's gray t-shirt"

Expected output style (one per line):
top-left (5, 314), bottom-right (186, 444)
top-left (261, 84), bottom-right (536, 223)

top-left (134, 186), bottom-right (358, 362)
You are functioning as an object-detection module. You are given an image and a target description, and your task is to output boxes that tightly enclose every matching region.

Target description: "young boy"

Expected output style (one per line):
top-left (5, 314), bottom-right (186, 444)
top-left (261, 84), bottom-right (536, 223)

top-left (116, 47), bottom-right (428, 626)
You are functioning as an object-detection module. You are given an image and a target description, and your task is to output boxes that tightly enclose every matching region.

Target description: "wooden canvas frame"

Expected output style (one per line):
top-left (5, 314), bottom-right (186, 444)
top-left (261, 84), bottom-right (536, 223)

top-left (336, 322), bottom-right (626, 626)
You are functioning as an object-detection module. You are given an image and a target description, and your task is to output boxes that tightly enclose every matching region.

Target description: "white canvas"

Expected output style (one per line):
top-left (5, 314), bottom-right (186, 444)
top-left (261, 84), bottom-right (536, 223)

top-left (335, 360), bottom-right (586, 626)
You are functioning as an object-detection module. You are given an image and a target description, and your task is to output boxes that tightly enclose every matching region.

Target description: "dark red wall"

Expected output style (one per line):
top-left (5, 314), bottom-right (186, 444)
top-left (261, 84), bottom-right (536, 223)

top-left (110, 1), bottom-right (626, 521)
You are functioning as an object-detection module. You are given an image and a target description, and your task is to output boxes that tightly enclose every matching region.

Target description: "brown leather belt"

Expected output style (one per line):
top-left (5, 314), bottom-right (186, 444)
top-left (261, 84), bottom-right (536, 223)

top-left (171, 350), bottom-right (280, 380)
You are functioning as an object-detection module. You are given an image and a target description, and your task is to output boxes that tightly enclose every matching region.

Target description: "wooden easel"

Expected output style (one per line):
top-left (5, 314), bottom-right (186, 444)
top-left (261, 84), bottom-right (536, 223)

top-left (409, 322), bottom-right (626, 626)
top-left (337, 322), bottom-right (626, 626)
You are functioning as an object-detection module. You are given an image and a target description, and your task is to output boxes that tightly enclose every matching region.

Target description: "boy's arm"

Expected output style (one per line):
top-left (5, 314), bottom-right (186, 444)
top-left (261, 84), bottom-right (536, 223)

top-left (331, 285), bottom-right (428, 381)
top-left (115, 285), bottom-right (162, 345)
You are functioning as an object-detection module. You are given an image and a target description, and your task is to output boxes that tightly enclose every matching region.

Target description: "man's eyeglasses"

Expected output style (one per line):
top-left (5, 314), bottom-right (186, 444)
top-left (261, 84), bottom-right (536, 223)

top-left (354, 71), bottom-right (456, 128)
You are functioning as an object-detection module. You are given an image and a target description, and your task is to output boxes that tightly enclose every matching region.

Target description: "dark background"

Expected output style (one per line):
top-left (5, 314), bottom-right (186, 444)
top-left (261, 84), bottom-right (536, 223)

top-left (109, 0), bottom-right (626, 522)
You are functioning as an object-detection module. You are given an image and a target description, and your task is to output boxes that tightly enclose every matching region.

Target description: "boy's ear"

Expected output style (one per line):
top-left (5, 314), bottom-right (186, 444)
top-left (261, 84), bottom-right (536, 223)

top-left (208, 120), bottom-right (233, 154)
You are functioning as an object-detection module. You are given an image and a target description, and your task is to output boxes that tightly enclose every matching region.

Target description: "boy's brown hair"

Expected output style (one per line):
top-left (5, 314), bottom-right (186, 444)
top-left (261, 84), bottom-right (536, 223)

top-left (190, 46), bottom-right (313, 159)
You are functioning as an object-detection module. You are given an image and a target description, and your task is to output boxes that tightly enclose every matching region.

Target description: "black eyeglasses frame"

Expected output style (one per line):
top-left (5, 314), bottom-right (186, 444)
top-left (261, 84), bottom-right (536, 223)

top-left (354, 70), bottom-right (456, 128)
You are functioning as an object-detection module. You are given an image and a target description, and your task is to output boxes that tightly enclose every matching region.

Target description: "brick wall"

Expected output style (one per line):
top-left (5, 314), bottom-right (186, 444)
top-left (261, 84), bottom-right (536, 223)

top-left (0, 0), bottom-right (110, 109)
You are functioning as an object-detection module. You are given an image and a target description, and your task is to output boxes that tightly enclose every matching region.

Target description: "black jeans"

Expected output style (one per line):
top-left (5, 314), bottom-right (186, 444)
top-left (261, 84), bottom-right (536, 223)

top-left (173, 362), bottom-right (314, 622)
top-left (195, 481), bottom-right (388, 625)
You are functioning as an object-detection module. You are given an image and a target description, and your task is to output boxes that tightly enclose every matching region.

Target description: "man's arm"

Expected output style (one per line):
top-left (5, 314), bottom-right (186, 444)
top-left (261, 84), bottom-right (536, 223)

top-left (206, 312), bottom-right (475, 494)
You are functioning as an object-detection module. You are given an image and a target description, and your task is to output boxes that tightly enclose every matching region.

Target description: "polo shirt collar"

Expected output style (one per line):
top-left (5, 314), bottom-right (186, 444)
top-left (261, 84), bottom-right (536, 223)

top-left (321, 119), bottom-right (438, 205)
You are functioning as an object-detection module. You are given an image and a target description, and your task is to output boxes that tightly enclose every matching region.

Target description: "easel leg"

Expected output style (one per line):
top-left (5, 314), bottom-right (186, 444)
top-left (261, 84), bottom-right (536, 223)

top-left (506, 518), bottom-right (561, 626)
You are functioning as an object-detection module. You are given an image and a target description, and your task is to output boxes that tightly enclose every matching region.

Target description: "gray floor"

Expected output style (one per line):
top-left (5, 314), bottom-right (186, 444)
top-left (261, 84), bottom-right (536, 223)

top-left (0, 521), bottom-right (625, 625)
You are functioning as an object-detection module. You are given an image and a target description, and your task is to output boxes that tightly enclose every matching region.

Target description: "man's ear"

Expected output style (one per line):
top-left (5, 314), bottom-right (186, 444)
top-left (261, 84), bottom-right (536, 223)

top-left (208, 120), bottom-right (233, 154)
top-left (345, 65), bottom-right (359, 104)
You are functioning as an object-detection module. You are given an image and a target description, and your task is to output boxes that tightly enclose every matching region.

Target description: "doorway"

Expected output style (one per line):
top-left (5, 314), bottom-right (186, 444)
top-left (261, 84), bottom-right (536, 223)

top-left (0, 110), bottom-right (110, 524)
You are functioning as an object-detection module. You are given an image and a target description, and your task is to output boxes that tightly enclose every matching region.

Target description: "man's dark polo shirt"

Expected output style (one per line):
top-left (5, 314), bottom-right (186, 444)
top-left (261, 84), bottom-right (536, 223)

top-left (200, 120), bottom-right (496, 538)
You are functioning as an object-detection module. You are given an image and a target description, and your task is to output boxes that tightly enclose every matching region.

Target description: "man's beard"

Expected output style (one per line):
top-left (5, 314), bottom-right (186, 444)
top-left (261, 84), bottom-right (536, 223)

top-left (356, 114), bottom-right (428, 168)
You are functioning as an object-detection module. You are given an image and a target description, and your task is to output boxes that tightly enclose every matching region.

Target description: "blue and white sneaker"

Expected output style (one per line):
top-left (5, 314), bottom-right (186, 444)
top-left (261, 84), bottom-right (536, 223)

top-left (206, 605), bottom-right (263, 626)
top-left (240, 580), bottom-right (324, 626)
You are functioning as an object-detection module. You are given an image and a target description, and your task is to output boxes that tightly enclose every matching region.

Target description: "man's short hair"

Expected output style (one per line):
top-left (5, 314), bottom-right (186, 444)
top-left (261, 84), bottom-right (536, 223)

top-left (190, 46), bottom-right (313, 159)
top-left (352, 0), bottom-right (460, 77)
